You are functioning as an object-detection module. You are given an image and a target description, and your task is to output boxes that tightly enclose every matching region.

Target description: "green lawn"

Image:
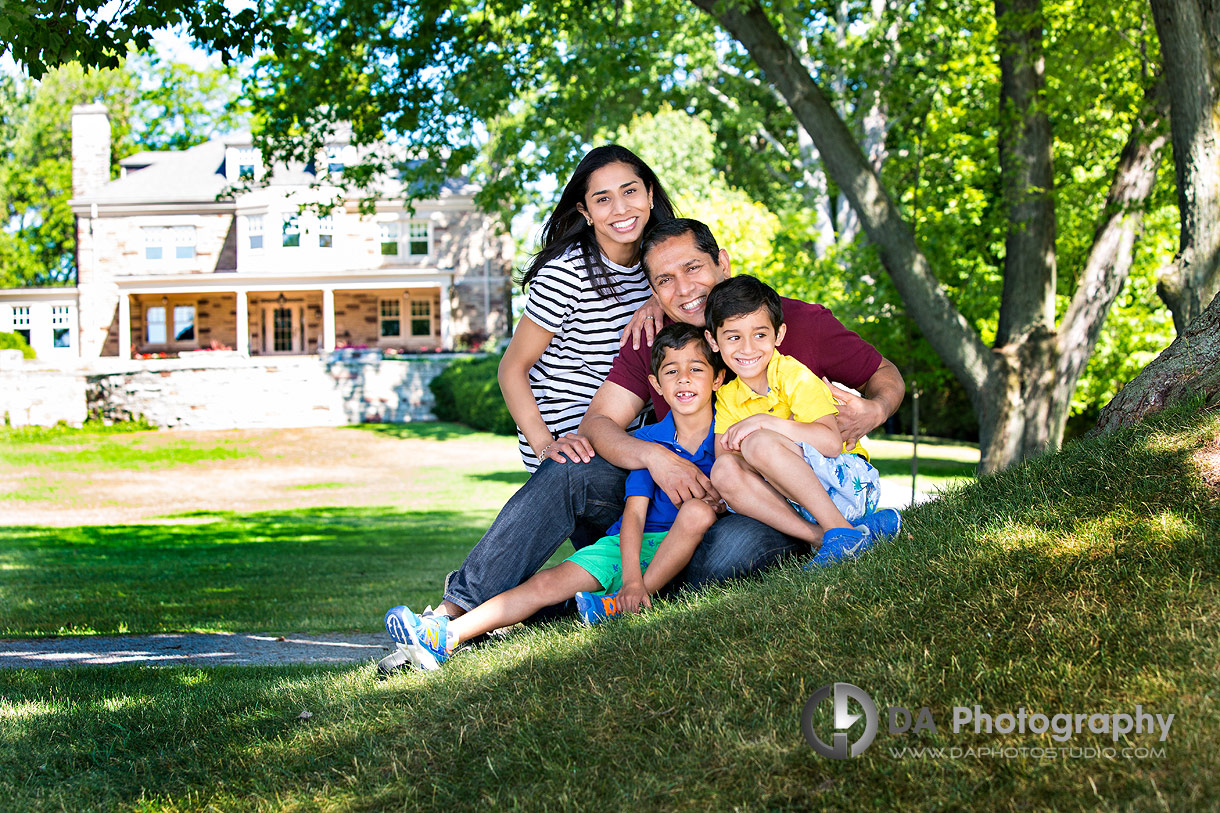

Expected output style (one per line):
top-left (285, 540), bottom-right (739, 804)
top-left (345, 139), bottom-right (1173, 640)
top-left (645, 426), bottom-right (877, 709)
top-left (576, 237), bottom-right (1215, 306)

top-left (0, 424), bottom-right (975, 637)
top-left (0, 423), bottom-right (530, 636)
top-left (7, 415), bottom-right (1217, 810)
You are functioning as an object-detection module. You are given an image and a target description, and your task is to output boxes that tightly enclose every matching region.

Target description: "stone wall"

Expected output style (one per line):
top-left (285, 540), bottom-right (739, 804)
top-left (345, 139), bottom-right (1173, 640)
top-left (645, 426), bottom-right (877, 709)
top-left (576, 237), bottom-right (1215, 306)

top-left (0, 366), bottom-right (89, 428)
top-left (0, 354), bottom-right (473, 430)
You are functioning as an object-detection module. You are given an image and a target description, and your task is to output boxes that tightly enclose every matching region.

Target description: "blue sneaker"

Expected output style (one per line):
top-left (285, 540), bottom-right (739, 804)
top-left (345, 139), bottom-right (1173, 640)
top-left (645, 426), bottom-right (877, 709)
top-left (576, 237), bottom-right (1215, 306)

top-left (857, 508), bottom-right (902, 539)
top-left (807, 527), bottom-right (873, 568)
top-left (384, 605), bottom-right (452, 670)
top-left (575, 591), bottom-right (623, 625)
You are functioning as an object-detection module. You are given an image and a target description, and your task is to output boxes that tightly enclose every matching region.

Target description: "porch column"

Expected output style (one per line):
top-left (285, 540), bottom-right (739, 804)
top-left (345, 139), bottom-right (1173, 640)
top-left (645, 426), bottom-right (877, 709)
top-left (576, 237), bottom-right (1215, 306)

top-left (439, 276), bottom-right (453, 350)
top-left (235, 289), bottom-right (249, 356)
top-left (321, 287), bottom-right (336, 351)
top-left (118, 294), bottom-right (131, 359)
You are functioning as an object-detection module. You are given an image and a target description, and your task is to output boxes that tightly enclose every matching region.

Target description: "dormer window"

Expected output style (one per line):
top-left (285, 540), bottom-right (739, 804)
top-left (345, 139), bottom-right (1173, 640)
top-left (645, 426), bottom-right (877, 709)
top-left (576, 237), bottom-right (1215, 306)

top-left (326, 147), bottom-right (345, 174)
top-left (236, 147), bottom-right (260, 179)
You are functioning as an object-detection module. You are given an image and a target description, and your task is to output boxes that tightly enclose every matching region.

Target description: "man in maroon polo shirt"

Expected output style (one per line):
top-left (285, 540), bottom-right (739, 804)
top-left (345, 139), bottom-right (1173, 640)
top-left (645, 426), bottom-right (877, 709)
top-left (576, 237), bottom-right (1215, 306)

top-left (580, 218), bottom-right (904, 534)
top-left (416, 219), bottom-right (903, 653)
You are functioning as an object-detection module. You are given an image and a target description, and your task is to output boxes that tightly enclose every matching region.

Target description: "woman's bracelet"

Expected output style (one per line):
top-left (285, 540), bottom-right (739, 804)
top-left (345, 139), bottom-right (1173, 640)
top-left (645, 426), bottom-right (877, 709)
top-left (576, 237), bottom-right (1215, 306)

top-left (539, 440), bottom-right (557, 458)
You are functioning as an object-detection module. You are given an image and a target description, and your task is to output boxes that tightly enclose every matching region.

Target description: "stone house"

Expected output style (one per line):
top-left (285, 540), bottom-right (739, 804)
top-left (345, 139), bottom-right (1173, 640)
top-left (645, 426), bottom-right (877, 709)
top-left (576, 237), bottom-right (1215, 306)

top-left (0, 105), bottom-right (514, 362)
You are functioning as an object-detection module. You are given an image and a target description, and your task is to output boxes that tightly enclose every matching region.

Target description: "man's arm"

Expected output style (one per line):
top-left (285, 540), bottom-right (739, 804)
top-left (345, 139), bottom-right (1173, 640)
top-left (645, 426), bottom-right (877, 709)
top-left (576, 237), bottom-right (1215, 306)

top-left (824, 357), bottom-right (905, 449)
top-left (580, 381), bottom-right (719, 506)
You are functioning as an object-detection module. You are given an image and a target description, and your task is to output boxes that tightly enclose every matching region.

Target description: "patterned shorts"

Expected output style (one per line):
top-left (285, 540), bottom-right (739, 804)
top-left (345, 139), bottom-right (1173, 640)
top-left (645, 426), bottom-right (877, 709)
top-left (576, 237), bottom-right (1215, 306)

top-left (790, 445), bottom-right (881, 525)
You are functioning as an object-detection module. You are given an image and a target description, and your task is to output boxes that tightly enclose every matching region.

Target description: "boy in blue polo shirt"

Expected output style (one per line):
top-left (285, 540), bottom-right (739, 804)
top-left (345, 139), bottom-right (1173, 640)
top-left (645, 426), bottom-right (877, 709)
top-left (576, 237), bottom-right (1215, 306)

top-left (384, 323), bottom-right (725, 670)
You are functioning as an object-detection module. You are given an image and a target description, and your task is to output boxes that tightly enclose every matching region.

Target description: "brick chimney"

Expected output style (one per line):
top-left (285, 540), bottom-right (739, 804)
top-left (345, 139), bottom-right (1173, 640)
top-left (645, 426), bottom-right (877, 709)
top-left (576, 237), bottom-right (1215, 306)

top-left (72, 104), bottom-right (111, 197)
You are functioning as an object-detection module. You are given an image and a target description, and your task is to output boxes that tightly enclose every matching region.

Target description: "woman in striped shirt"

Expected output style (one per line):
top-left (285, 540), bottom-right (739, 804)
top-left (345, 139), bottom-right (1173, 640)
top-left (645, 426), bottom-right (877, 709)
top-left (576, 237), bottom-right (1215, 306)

top-left (499, 145), bottom-right (677, 472)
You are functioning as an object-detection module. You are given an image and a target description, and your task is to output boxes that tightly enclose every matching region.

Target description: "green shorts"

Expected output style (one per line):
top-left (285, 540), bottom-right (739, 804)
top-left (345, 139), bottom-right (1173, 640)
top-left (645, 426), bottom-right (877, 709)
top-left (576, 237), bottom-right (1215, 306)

top-left (565, 531), bottom-right (670, 594)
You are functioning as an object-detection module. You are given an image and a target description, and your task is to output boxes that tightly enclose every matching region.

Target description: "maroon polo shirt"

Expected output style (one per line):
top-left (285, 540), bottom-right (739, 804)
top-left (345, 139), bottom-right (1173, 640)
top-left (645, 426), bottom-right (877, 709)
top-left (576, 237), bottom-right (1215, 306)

top-left (605, 297), bottom-right (882, 421)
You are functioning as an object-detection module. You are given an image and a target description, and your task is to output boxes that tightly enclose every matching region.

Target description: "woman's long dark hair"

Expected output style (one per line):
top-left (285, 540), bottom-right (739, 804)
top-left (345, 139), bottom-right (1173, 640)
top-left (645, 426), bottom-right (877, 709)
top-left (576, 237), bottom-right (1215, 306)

top-left (520, 145), bottom-right (677, 299)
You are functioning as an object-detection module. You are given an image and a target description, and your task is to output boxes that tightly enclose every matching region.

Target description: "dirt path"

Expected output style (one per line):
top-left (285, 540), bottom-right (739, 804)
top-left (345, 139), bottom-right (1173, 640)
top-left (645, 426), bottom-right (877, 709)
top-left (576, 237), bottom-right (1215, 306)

top-left (2, 426), bottom-right (521, 526)
top-left (0, 632), bottom-right (394, 669)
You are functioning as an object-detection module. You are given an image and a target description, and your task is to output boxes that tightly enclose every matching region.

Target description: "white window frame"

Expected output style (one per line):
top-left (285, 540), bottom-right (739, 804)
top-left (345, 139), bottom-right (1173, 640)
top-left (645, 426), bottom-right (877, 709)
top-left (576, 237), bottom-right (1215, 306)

top-left (282, 214), bottom-right (300, 248)
top-left (407, 221), bottom-right (431, 257)
top-left (173, 304), bottom-right (196, 342)
top-left (173, 226), bottom-right (196, 259)
top-left (246, 215), bottom-right (264, 250)
top-left (146, 305), bottom-right (167, 344)
top-left (409, 298), bottom-right (433, 337)
top-left (143, 227), bottom-right (168, 262)
top-left (144, 301), bottom-right (198, 346)
top-left (379, 221), bottom-right (400, 256)
top-left (236, 147), bottom-right (260, 179)
top-left (143, 226), bottom-right (195, 265)
top-left (318, 215), bottom-right (334, 248)
top-left (11, 306), bottom-right (31, 345)
top-left (379, 298), bottom-right (401, 339)
top-left (51, 306), bottom-right (71, 348)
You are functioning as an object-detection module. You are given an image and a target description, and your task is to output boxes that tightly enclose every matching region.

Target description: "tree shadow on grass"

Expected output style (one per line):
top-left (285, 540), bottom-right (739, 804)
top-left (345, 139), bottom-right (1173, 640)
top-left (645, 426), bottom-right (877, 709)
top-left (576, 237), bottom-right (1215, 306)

top-left (466, 471), bottom-right (530, 486)
top-left (868, 450), bottom-right (978, 479)
top-left (0, 507), bottom-right (497, 637)
top-left (348, 422), bottom-right (501, 442)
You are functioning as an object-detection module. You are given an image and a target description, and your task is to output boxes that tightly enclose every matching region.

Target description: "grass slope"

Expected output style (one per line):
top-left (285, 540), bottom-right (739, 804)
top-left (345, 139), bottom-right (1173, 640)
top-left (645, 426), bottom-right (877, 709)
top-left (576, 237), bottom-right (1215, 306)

top-left (1, 406), bottom-right (1217, 810)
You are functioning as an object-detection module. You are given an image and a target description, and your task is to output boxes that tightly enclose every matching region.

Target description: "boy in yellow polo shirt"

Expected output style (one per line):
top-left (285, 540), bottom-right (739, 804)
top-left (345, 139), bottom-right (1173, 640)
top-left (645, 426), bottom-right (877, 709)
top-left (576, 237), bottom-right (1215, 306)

top-left (705, 275), bottom-right (900, 566)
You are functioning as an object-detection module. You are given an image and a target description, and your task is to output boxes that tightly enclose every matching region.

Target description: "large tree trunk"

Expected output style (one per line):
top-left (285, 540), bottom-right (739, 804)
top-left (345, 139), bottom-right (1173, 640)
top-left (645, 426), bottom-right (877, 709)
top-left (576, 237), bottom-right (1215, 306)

top-left (1150, 0), bottom-right (1220, 331)
top-left (991, 0), bottom-right (1059, 465)
top-left (1092, 291), bottom-right (1220, 434)
top-left (691, 0), bottom-right (1161, 475)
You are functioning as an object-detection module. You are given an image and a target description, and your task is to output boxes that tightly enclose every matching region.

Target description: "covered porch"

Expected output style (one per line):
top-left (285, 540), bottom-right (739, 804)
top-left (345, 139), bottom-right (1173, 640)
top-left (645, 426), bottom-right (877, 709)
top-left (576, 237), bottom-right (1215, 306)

top-left (110, 271), bottom-right (454, 358)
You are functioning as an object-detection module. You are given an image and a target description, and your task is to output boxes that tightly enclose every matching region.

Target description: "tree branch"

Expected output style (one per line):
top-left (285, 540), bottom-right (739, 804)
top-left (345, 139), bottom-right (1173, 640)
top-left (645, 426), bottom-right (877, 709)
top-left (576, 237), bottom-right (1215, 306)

top-left (688, 0), bottom-right (994, 399)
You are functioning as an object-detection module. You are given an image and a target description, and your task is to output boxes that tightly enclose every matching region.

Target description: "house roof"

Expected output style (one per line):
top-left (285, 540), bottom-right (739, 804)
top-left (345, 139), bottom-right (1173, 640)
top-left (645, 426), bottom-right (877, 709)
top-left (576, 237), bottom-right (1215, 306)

top-left (72, 133), bottom-right (480, 209)
top-left (76, 139), bottom-right (230, 207)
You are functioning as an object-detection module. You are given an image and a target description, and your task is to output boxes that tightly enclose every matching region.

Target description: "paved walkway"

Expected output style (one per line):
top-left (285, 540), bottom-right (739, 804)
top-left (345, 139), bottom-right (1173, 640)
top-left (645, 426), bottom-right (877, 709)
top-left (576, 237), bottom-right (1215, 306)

top-left (0, 632), bottom-right (394, 669)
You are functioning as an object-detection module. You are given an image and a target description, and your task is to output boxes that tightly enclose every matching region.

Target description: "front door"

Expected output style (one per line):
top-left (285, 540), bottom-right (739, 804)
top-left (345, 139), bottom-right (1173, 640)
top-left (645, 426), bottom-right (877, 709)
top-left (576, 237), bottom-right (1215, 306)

top-left (261, 303), bottom-right (303, 354)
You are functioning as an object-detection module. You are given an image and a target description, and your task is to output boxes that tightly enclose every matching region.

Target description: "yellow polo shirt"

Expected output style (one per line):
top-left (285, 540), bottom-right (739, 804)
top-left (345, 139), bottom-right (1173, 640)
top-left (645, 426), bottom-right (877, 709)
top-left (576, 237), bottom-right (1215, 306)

top-left (714, 351), bottom-right (868, 458)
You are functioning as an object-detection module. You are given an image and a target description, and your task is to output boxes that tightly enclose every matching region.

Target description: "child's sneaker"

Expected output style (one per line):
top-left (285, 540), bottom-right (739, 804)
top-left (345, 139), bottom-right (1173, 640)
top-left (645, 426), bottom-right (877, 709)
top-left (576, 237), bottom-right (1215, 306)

top-left (384, 605), bottom-right (452, 670)
top-left (857, 507), bottom-right (902, 539)
top-left (379, 605), bottom-right (449, 675)
top-left (575, 591), bottom-right (623, 625)
top-left (807, 527), bottom-right (872, 568)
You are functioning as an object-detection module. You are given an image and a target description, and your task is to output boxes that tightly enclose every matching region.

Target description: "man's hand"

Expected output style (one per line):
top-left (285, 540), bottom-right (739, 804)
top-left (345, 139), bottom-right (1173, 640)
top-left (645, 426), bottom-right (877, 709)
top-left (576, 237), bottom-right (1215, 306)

top-left (649, 446), bottom-right (720, 506)
top-left (822, 379), bottom-right (885, 449)
top-left (616, 579), bottom-right (651, 615)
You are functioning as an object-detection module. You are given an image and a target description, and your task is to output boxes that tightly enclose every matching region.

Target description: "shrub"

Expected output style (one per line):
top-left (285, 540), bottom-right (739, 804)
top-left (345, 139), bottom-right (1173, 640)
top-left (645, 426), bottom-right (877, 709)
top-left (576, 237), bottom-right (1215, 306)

top-left (429, 354), bottom-right (516, 435)
top-left (0, 331), bottom-right (35, 359)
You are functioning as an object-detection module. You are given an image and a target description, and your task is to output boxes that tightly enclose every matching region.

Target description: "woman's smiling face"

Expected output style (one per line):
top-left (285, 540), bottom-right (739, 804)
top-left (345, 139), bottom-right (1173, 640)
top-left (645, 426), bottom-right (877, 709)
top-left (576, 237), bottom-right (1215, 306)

top-left (577, 161), bottom-right (654, 265)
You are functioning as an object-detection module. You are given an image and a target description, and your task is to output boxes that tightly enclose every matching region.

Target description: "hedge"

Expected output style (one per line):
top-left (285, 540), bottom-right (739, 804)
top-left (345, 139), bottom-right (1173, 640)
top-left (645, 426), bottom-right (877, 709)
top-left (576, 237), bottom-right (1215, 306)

top-left (0, 331), bottom-right (35, 359)
top-left (429, 353), bottom-right (516, 435)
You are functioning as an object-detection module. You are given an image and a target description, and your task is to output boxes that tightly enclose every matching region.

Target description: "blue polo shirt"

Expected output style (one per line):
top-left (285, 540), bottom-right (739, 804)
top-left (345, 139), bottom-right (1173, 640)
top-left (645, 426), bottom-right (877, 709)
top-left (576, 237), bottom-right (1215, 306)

top-left (604, 411), bottom-right (717, 536)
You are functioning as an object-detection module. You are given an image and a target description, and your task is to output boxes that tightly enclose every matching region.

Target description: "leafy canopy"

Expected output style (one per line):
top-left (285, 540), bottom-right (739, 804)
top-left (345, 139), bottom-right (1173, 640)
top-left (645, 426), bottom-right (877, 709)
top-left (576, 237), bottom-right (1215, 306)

top-left (0, 0), bottom-right (271, 79)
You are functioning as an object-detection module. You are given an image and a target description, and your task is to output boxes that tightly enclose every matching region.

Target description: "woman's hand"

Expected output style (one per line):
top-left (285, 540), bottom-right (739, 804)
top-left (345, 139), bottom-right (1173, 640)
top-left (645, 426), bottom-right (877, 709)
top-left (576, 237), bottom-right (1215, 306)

top-left (620, 295), bottom-right (664, 350)
top-left (536, 432), bottom-right (596, 464)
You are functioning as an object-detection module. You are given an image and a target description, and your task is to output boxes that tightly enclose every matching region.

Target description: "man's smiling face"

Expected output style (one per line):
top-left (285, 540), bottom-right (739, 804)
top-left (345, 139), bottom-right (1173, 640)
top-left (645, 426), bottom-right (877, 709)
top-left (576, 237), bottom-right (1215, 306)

top-left (644, 233), bottom-right (731, 326)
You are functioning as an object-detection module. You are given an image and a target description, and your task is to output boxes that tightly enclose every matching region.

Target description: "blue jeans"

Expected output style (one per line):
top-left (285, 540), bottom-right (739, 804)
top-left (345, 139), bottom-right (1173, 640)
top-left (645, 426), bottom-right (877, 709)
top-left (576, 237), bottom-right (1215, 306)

top-left (443, 456), bottom-right (806, 611)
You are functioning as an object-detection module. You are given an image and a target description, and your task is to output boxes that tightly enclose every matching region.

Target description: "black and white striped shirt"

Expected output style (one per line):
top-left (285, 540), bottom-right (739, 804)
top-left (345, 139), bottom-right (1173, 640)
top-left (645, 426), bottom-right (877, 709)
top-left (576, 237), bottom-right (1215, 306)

top-left (518, 247), bottom-right (652, 471)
